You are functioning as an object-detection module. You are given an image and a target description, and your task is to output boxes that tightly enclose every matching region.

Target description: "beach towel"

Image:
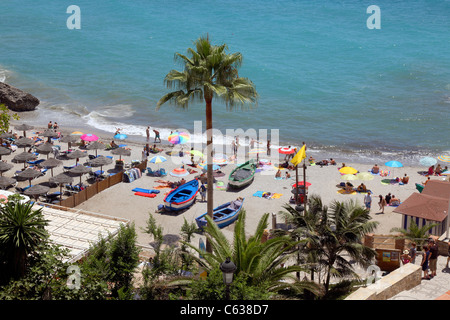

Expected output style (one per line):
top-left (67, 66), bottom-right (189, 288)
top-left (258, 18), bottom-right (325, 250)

top-left (132, 188), bottom-right (160, 194)
top-left (134, 192), bottom-right (157, 198)
top-left (271, 193), bottom-right (283, 199)
top-left (337, 189), bottom-right (356, 195)
top-left (215, 181), bottom-right (226, 190)
top-left (253, 191), bottom-right (264, 197)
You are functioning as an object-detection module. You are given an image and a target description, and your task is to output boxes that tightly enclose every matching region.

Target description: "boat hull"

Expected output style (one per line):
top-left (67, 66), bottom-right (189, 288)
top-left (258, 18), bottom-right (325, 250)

top-left (195, 198), bottom-right (245, 229)
top-left (228, 160), bottom-right (256, 189)
top-left (163, 179), bottom-right (199, 211)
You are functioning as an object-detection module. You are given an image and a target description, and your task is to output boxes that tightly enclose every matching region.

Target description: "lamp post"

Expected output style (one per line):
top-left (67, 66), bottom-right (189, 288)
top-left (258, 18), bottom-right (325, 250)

top-left (220, 257), bottom-right (236, 300)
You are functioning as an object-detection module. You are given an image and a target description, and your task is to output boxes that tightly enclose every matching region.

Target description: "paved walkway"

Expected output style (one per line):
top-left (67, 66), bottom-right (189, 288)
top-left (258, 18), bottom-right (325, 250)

top-left (389, 256), bottom-right (450, 300)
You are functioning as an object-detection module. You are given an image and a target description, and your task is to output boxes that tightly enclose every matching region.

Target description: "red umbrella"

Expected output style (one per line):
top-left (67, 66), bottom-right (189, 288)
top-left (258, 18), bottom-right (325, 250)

top-left (278, 147), bottom-right (295, 154)
top-left (292, 181), bottom-right (311, 188)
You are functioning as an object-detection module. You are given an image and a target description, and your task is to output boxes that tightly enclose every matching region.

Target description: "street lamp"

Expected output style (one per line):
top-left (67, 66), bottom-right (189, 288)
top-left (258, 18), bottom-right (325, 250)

top-left (220, 257), bottom-right (236, 300)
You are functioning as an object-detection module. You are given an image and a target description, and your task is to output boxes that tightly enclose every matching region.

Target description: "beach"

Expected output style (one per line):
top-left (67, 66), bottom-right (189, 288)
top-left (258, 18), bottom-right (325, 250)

top-left (6, 121), bottom-right (448, 249)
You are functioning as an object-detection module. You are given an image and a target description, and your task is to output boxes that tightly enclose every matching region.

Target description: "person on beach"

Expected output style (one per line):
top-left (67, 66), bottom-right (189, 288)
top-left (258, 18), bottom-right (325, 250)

top-left (401, 250), bottom-right (411, 265)
top-left (199, 182), bottom-right (206, 202)
top-left (410, 242), bottom-right (417, 264)
top-left (53, 122), bottom-right (59, 131)
top-left (390, 195), bottom-right (400, 206)
top-left (231, 140), bottom-right (236, 155)
top-left (371, 164), bottom-right (379, 174)
top-left (378, 195), bottom-right (387, 213)
top-left (115, 128), bottom-right (121, 135)
top-left (435, 164), bottom-right (442, 175)
top-left (267, 140), bottom-right (271, 156)
top-left (364, 191), bottom-right (372, 210)
top-left (146, 126), bottom-right (150, 142)
top-left (421, 245), bottom-right (431, 279)
top-left (423, 177), bottom-right (431, 185)
top-left (153, 129), bottom-right (161, 143)
top-left (428, 239), bottom-right (438, 278)
top-left (275, 169), bottom-right (281, 178)
top-left (284, 146), bottom-right (291, 161)
top-left (329, 158), bottom-right (336, 165)
top-left (110, 140), bottom-right (118, 149)
top-left (357, 183), bottom-right (367, 193)
top-left (385, 193), bottom-right (392, 205)
top-left (48, 121), bottom-right (52, 129)
top-left (427, 165), bottom-right (434, 176)
top-left (285, 171), bottom-right (290, 179)
top-left (401, 173), bottom-right (409, 184)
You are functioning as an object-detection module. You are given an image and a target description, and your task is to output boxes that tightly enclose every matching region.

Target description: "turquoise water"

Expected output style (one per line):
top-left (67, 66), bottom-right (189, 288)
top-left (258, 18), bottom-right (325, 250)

top-left (0, 0), bottom-right (449, 164)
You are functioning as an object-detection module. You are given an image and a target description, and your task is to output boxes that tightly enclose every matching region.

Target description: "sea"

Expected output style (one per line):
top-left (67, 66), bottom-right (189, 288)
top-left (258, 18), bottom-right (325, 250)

top-left (0, 0), bottom-right (449, 165)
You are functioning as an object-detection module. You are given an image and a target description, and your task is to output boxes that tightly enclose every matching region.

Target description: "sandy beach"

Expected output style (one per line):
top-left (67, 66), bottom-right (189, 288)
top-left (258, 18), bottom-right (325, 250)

top-left (5, 121), bottom-right (449, 249)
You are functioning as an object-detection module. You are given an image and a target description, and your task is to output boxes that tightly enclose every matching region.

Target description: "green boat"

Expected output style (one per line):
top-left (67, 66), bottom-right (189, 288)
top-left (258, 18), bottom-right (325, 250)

top-left (228, 159), bottom-right (256, 189)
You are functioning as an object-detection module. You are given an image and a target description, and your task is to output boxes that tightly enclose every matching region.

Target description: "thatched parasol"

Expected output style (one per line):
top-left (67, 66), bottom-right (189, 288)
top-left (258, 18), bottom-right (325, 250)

top-left (68, 164), bottom-right (91, 185)
top-left (49, 172), bottom-right (74, 199)
top-left (111, 147), bottom-right (131, 160)
top-left (86, 141), bottom-right (106, 156)
top-left (67, 150), bottom-right (88, 164)
top-left (24, 184), bottom-right (50, 201)
top-left (14, 123), bottom-right (34, 137)
top-left (0, 146), bottom-right (12, 160)
top-left (0, 162), bottom-right (13, 176)
top-left (35, 142), bottom-right (54, 159)
top-left (89, 155), bottom-right (113, 174)
top-left (41, 157), bottom-right (63, 176)
top-left (0, 176), bottom-right (16, 189)
top-left (13, 151), bottom-right (37, 168)
top-left (14, 137), bottom-right (35, 151)
top-left (16, 167), bottom-right (42, 185)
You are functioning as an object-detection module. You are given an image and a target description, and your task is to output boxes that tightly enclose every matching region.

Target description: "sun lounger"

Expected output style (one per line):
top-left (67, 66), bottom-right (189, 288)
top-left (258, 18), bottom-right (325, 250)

top-left (134, 192), bottom-right (157, 198)
top-left (132, 188), bottom-right (160, 194)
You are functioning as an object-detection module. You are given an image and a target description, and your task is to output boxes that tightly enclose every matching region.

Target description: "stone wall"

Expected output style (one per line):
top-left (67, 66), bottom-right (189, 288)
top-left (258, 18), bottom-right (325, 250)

top-left (345, 263), bottom-right (422, 300)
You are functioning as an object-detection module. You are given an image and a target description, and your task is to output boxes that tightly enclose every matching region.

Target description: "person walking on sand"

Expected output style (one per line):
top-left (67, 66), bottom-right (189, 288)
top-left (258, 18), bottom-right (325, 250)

top-left (146, 126), bottom-right (150, 142)
top-left (199, 182), bottom-right (206, 202)
top-left (267, 140), bottom-right (271, 156)
top-left (153, 129), bottom-right (161, 143)
top-left (378, 195), bottom-right (387, 213)
top-left (364, 191), bottom-right (372, 210)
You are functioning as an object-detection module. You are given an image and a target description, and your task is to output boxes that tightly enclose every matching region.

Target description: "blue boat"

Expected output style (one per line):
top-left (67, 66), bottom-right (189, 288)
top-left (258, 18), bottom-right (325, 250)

top-left (163, 178), bottom-right (199, 211)
top-left (195, 197), bottom-right (244, 229)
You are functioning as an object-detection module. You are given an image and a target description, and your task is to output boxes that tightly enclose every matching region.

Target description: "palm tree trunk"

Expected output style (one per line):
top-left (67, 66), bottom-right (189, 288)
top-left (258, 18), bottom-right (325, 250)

top-left (205, 97), bottom-right (214, 253)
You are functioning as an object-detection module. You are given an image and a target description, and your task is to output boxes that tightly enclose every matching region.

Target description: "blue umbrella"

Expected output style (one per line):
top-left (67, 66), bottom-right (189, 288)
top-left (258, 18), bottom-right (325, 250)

top-left (385, 160), bottom-right (403, 179)
top-left (114, 133), bottom-right (127, 140)
top-left (149, 155), bottom-right (167, 164)
top-left (385, 160), bottom-right (403, 168)
top-left (419, 157), bottom-right (437, 167)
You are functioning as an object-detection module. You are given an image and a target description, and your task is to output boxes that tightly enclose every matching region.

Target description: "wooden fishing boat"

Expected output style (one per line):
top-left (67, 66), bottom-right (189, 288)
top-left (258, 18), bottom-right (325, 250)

top-left (163, 178), bottom-right (199, 211)
top-left (195, 197), bottom-right (244, 229)
top-left (228, 160), bottom-right (256, 189)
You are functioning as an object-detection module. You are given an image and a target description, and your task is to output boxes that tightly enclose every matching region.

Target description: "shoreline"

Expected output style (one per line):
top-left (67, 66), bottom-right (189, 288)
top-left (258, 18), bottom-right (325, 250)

top-left (7, 120), bottom-right (449, 248)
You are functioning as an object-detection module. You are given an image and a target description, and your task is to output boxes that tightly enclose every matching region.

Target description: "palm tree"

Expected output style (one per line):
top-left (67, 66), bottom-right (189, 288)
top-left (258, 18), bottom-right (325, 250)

top-left (390, 219), bottom-right (438, 250)
top-left (184, 209), bottom-right (322, 297)
top-left (0, 199), bottom-right (48, 281)
top-left (320, 200), bottom-right (379, 295)
top-left (157, 35), bottom-right (258, 252)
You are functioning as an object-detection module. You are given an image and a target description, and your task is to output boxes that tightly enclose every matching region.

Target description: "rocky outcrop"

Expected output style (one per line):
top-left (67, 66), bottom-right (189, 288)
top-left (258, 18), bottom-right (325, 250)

top-left (0, 82), bottom-right (39, 112)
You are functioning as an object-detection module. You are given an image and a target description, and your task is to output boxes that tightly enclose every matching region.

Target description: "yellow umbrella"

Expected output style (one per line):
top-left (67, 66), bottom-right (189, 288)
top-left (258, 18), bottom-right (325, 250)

top-left (355, 172), bottom-right (375, 181)
top-left (341, 174), bottom-right (357, 181)
top-left (339, 166), bottom-right (358, 175)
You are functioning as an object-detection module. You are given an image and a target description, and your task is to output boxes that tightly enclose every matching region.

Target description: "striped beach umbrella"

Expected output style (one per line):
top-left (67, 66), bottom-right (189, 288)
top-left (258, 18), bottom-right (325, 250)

top-left (170, 167), bottom-right (189, 177)
top-left (278, 147), bottom-right (295, 154)
top-left (437, 155), bottom-right (450, 163)
top-left (149, 155), bottom-right (167, 164)
top-left (168, 131), bottom-right (190, 145)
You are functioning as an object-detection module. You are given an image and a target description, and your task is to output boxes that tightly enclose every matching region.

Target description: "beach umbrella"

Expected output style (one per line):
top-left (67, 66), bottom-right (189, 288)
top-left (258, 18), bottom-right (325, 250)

top-left (190, 150), bottom-right (204, 158)
top-left (168, 131), bottom-right (190, 145)
top-left (0, 146), bottom-right (12, 159)
top-left (14, 137), bottom-right (35, 151)
top-left (148, 155), bottom-right (167, 164)
top-left (35, 142), bottom-right (54, 158)
top-left (39, 129), bottom-right (59, 142)
top-left (278, 147), bottom-right (295, 154)
top-left (355, 172), bottom-right (375, 181)
top-left (41, 157), bottom-right (63, 176)
top-left (419, 157), bottom-right (437, 167)
top-left (292, 181), bottom-right (312, 188)
top-left (339, 166), bottom-right (358, 175)
top-left (71, 131), bottom-right (83, 136)
top-left (14, 123), bottom-right (34, 137)
top-left (0, 176), bottom-right (16, 189)
top-left (385, 160), bottom-right (403, 178)
top-left (0, 132), bottom-right (13, 139)
top-left (24, 184), bottom-right (50, 201)
top-left (13, 151), bottom-right (37, 168)
top-left (114, 133), bottom-right (127, 140)
top-left (213, 153), bottom-right (228, 165)
top-left (60, 134), bottom-right (80, 150)
top-left (437, 155), bottom-right (450, 163)
top-left (248, 147), bottom-right (265, 162)
top-left (198, 163), bottom-right (220, 171)
top-left (170, 167), bottom-right (189, 177)
top-left (86, 140), bottom-right (106, 156)
top-left (0, 162), bottom-right (13, 176)
top-left (68, 164), bottom-right (92, 185)
top-left (49, 173), bottom-right (74, 199)
top-left (80, 133), bottom-right (99, 142)
top-left (89, 155), bottom-right (113, 174)
top-left (16, 168), bottom-right (42, 185)
top-left (341, 174), bottom-right (357, 181)
top-left (111, 147), bottom-right (131, 160)
top-left (67, 149), bottom-right (88, 164)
